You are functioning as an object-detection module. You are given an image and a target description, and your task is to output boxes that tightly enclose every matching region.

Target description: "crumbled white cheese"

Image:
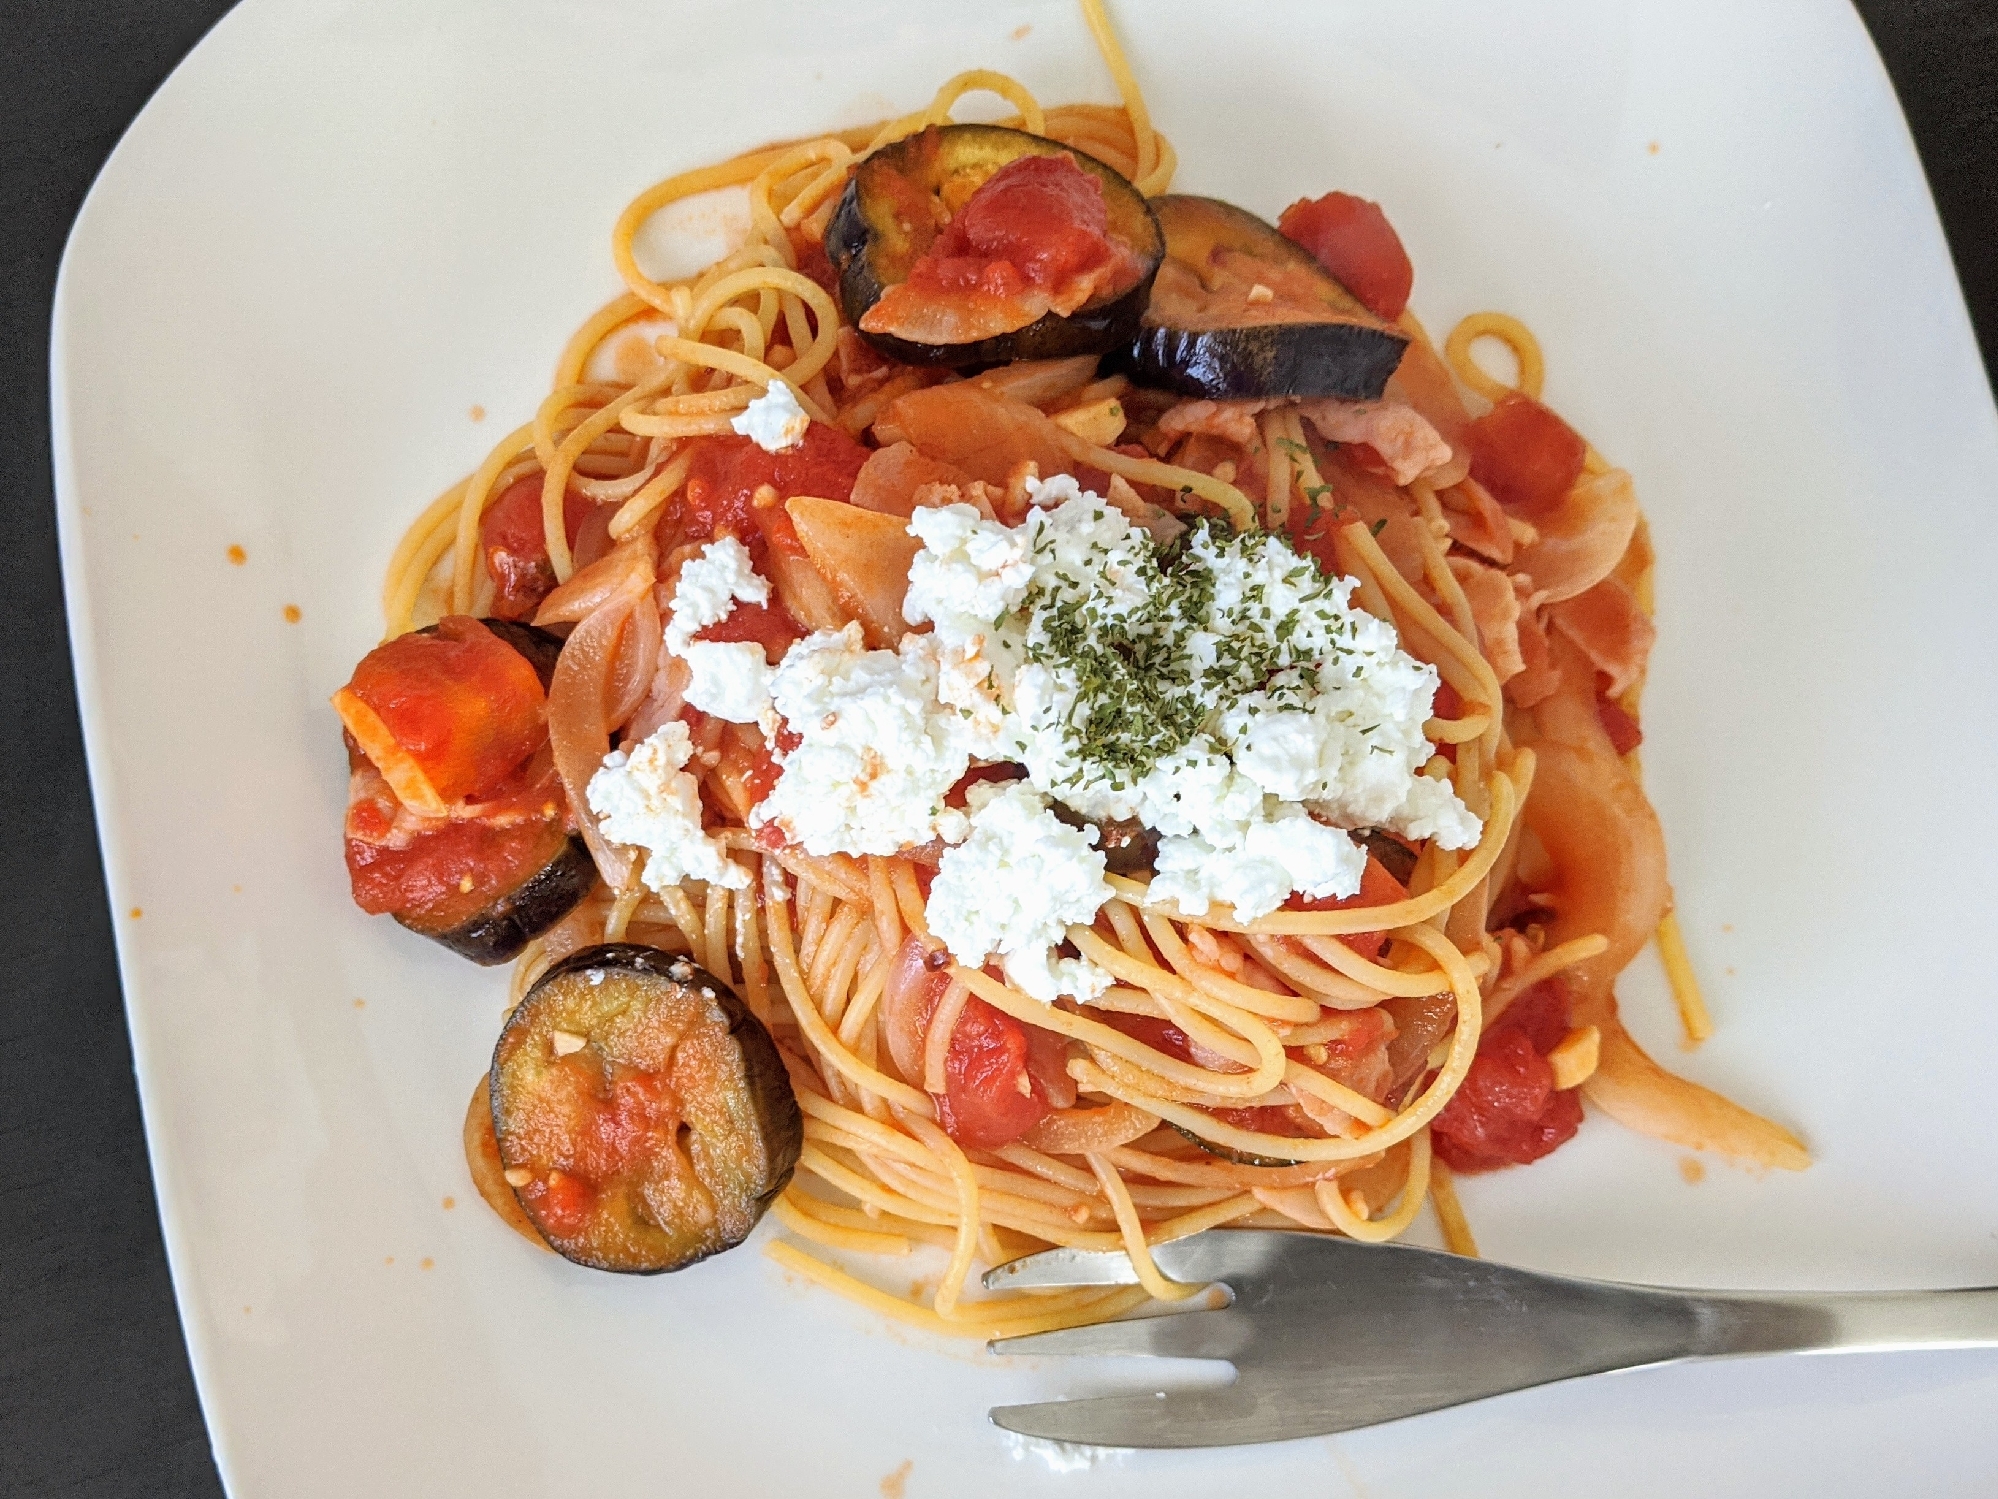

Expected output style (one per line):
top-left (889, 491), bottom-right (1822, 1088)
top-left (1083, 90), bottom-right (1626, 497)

top-left (587, 721), bottom-right (747, 891)
top-left (665, 537), bottom-right (776, 724)
top-left (902, 474), bottom-right (1479, 920)
top-left (1150, 803), bottom-right (1362, 922)
top-left (665, 537), bottom-right (768, 649)
top-left (636, 472), bottom-right (1475, 934)
top-left (683, 641), bottom-right (774, 724)
top-left (926, 781), bottom-right (1112, 1003)
top-left (751, 625), bottom-right (976, 857)
top-left (730, 380), bottom-right (809, 453)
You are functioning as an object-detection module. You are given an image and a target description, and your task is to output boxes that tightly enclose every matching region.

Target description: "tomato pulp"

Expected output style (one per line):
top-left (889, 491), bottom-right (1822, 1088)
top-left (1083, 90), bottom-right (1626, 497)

top-left (863, 151), bottom-right (1144, 342)
top-left (1277, 191), bottom-right (1415, 322)
top-left (1430, 980), bottom-right (1583, 1172)
top-left (1284, 853), bottom-right (1410, 961)
top-left (675, 424), bottom-right (871, 557)
top-left (1464, 393), bottom-right (1587, 516)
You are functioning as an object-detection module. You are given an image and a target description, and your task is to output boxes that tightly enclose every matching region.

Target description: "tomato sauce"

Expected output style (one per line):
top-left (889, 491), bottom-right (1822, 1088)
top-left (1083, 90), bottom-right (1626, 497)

top-left (1277, 192), bottom-right (1414, 321)
top-left (863, 151), bottom-right (1144, 342)
top-left (674, 425), bottom-right (871, 558)
top-left (1596, 691), bottom-right (1644, 755)
top-left (913, 155), bottom-right (1123, 301)
top-left (693, 597), bottom-right (805, 663)
top-left (346, 804), bottom-right (569, 931)
top-left (512, 1060), bottom-right (679, 1240)
top-left (480, 474), bottom-right (596, 620)
top-left (943, 762), bottom-right (1029, 809)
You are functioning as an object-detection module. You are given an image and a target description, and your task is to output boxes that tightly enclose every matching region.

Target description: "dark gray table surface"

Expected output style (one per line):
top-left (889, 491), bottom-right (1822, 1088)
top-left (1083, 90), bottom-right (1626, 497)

top-left (2, 2), bottom-right (1992, 1494)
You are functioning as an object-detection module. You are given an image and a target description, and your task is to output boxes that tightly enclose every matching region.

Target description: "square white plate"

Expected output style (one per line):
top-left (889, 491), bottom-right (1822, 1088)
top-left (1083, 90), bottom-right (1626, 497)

top-left (52, 1), bottom-right (1998, 1494)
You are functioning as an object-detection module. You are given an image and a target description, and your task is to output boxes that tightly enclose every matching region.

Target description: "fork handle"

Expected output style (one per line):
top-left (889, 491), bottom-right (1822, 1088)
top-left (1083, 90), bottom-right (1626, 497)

top-left (1687, 1286), bottom-right (1998, 1358)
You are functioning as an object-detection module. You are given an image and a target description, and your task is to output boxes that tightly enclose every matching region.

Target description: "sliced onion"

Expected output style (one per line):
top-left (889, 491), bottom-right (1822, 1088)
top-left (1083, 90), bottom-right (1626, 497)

top-left (1290, 1082), bottom-right (1355, 1138)
top-left (622, 652), bottom-right (691, 746)
top-left (880, 931), bottom-right (943, 1084)
top-left (1582, 1010), bottom-right (1809, 1170)
top-left (1521, 739), bottom-right (1667, 1006)
top-left (1547, 575), bottom-right (1656, 699)
top-left (548, 598), bottom-right (635, 889)
top-left (604, 590), bottom-right (661, 731)
top-left (1514, 466), bottom-right (1638, 603)
top-left (533, 533), bottom-right (656, 627)
top-left (1020, 1100), bottom-right (1158, 1154)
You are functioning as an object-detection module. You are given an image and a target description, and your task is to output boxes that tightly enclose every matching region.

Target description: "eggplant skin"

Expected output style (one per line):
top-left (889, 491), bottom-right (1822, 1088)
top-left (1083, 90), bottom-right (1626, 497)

top-left (1127, 194), bottom-right (1409, 401)
top-left (1050, 802), bottom-right (1157, 877)
top-left (401, 833), bottom-right (597, 966)
top-left (1167, 1121), bottom-right (1301, 1170)
top-left (492, 944), bottom-right (803, 1275)
top-left (826, 124), bottom-right (1163, 369)
top-left (1130, 319), bottom-right (1408, 402)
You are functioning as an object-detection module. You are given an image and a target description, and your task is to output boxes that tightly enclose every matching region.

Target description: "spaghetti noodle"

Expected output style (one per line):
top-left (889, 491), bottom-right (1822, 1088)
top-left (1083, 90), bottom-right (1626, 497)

top-left (359, 0), bottom-right (1806, 1333)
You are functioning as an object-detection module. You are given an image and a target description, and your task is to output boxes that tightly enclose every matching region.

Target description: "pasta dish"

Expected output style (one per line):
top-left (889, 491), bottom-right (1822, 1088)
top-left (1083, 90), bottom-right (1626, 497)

top-left (331, 0), bottom-right (1807, 1340)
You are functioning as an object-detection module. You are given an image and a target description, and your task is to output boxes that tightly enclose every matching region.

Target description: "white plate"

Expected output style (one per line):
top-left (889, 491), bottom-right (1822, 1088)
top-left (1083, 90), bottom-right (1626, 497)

top-left (52, 0), bottom-right (1998, 1493)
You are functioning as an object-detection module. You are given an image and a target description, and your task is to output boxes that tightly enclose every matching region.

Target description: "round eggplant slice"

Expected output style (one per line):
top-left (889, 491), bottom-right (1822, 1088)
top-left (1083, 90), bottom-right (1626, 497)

top-left (1094, 816), bottom-right (1159, 877)
top-left (826, 124), bottom-right (1163, 368)
top-left (346, 617), bottom-right (595, 966)
top-left (463, 1076), bottom-right (553, 1250)
top-left (1129, 195), bottom-right (1410, 401)
top-left (490, 944), bottom-right (802, 1274)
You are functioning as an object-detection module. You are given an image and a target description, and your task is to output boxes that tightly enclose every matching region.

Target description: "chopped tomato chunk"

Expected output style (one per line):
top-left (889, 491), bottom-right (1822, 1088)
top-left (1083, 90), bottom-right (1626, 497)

top-left (935, 995), bottom-right (1052, 1151)
top-left (1277, 192), bottom-right (1414, 321)
top-left (1464, 393), bottom-right (1586, 516)
top-left (674, 425), bottom-right (871, 554)
top-left (1285, 854), bottom-right (1409, 961)
top-left (335, 617), bottom-right (547, 808)
top-left (1313, 1005), bottom-right (1393, 1067)
top-left (693, 597), bottom-right (804, 664)
top-left (863, 151), bottom-right (1145, 344)
top-left (786, 226), bottom-right (841, 300)
top-left (1431, 980), bottom-right (1582, 1172)
top-left (480, 475), bottom-right (596, 620)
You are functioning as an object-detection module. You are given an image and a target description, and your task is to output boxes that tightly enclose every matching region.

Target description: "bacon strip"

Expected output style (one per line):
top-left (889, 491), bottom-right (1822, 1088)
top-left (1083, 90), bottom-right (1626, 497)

top-left (1297, 398), bottom-right (1453, 486)
top-left (1448, 557), bottom-right (1524, 684)
top-left (1548, 575), bottom-right (1656, 699)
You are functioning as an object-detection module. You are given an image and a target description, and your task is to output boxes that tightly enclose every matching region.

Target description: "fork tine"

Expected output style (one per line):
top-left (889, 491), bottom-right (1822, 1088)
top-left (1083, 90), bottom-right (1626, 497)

top-left (983, 1228), bottom-right (1308, 1292)
top-left (982, 1247), bottom-right (1140, 1291)
top-left (989, 1306), bottom-right (1241, 1362)
top-left (990, 1385), bottom-right (1263, 1448)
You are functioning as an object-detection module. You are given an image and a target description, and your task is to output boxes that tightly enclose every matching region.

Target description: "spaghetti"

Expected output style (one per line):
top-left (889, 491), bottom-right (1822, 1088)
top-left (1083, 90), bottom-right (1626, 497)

top-left (361, 0), bottom-right (1806, 1333)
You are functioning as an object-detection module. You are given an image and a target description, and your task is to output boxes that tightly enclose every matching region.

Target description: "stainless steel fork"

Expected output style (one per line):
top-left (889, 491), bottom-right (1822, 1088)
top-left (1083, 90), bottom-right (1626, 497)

top-left (982, 1230), bottom-right (1998, 1447)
